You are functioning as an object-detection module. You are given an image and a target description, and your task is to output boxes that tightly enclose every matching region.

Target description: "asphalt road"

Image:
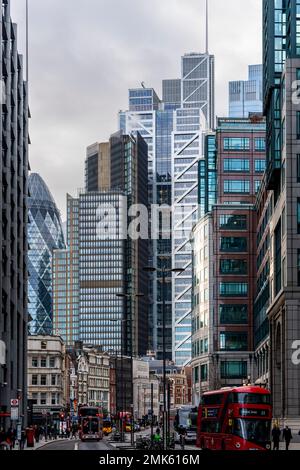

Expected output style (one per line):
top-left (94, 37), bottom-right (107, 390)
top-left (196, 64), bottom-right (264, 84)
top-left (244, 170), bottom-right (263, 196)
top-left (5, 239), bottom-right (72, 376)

top-left (38, 438), bottom-right (113, 451)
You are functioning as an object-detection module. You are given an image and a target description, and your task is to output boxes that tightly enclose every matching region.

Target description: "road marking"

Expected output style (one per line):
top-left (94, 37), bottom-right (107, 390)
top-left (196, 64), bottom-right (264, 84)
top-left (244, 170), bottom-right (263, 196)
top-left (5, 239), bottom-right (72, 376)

top-left (74, 442), bottom-right (79, 451)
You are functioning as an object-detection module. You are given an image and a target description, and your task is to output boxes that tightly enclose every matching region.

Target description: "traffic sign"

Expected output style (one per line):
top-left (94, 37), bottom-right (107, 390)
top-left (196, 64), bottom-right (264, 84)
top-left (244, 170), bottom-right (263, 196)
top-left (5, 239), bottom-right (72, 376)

top-left (11, 407), bottom-right (19, 421)
top-left (11, 399), bottom-right (19, 407)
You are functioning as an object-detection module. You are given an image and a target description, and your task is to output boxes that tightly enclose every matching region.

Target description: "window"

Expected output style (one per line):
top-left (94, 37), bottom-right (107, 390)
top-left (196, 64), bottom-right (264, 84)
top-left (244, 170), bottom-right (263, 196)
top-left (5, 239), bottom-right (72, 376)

top-left (224, 138), bottom-right (250, 151)
top-left (201, 364), bottom-right (208, 381)
top-left (221, 361), bottom-right (247, 379)
top-left (51, 375), bottom-right (56, 386)
top-left (220, 237), bottom-right (247, 252)
top-left (31, 393), bottom-right (38, 405)
top-left (298, 250), bottom-right (300, 287)
top-left (298, 199), bottom-right (300, 234)
top-left (219, 305), bottom-right (248, 324)
top-left (51, 393), bottom-right (57, 405)
top-left (40, 375), bottom-right (47, 386)
top-left (31, 375), bottom-right (38, 386)
top-left (282, 206), bottom-right (286, 236)
top-left (40, 393), bottom-right (47, 405)
top-left (49, 357), bottom-right (55, 368)
top-left (255, 160), bottom-right (266, 172)
top-left (224, 159), bottom-right (250, 172)
top-left (220, 259), bottom-right (247, 275)
top-left (297, 112), bottom-right (300, 140)
top-left (219, 215), bottom-right (247, 230)
top-left (255, 180), bottom-right (261, 193)
top-left (194, 366), bottom-right (199, 383)
top-left (220, 332), bottom-right (248, 351)
top-left (274, 221), bottom-right (282, 295)
top-left (41, 341), bottom-right (47, 350)
top-left (255, 138), bottom-right (266, 151)
top-left (40, 357), bottom-right (47, 368)
top-left (32, 358), bottom-right (38, 368)
top-left (297, 155), bottom-right (300, 183)
top-left (220, 283), bottom-right (248, 297)
top-left (224, 180), bottom-right (250, 194)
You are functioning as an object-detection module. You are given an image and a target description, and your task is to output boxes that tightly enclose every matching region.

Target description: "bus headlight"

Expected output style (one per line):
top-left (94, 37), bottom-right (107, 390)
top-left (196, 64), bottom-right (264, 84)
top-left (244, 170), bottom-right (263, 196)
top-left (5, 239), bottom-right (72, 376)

top-left (266, 444), bottom-right (271, 450)
top-left (235, 443), bottom-right (241, 449)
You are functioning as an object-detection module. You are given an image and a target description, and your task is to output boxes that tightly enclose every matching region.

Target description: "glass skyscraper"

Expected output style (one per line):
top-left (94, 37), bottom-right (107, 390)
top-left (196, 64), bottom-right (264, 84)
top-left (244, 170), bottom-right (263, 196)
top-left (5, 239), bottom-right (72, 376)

top-left (229, 65), bottom-right (263, 118)
top-left (172, 52), bottom-right (215, 366)
top-left (28, 173), bottom-right (65, 335)
top-left (120, 90), bottom-right (175, 359)
top-left (53, 195), bottom-right (79, 346)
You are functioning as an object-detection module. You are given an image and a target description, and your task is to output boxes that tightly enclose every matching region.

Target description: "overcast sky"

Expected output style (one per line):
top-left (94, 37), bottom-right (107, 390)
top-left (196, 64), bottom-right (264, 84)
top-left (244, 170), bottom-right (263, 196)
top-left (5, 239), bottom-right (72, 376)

top-left (11, 0), bottom-right (262, 220)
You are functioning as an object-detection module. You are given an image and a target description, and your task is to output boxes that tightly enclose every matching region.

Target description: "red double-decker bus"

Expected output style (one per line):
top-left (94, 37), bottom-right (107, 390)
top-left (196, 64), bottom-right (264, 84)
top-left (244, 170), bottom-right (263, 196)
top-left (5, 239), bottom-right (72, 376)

top-left (197, 386), bottom-right (272, 451)
top-left (78, 406), bottom-right (103, 442)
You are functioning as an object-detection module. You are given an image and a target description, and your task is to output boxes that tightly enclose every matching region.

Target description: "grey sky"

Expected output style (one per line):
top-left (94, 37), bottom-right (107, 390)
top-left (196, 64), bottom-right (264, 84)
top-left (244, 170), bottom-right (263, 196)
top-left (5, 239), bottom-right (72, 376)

top-left (11, 0), bottom-right (262, 220)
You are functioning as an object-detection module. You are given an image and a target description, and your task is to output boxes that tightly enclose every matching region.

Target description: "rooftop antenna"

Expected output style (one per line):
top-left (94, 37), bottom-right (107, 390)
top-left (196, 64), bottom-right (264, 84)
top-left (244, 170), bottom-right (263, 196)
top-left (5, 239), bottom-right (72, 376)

top-left (205, 0), bottom-right (209, 54)
top-left (141, 81), bottom-right (146, 89)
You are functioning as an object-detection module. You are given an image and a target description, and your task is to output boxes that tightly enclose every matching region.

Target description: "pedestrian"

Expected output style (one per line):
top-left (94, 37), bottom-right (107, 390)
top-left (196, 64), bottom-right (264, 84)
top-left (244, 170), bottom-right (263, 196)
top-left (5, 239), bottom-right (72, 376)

top-left (34, 425), bottom-right (40, 443)
top-left (20, 428), bottom-right (26, 450)
top-left (283, 425), bottom-right (293, 450)
top-left (272, 424), bottom-right (281, 450)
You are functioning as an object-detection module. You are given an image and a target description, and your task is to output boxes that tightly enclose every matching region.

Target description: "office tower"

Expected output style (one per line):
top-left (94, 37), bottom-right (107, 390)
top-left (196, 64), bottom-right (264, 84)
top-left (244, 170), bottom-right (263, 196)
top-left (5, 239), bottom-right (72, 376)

top-left (53, 196), bottom-right (80, 346)
top-left (162, 79), bottom-right (181, 110)
top-left (120, 89), bottom-right (175, 360)
top-left (109, 131), bottom-right (149, 357)
top-left (54, 132), bottom-right (148, 356)
top-left (172, 51), bottom-right (215, 366)
top-left (85, 142), bottom-right (110, 192)
top-left (229, 65), bottom-right (263, 118)
top-left (191, 117), bottom-right (266, 399)
top-left (0, 0), bottom-right (29, 430)
top-left (28, 173), bottom-right (65, 335)
top-left (263, 0), bottom-right (300, 424)
top-left (181, 52), bottom-right (215, 129)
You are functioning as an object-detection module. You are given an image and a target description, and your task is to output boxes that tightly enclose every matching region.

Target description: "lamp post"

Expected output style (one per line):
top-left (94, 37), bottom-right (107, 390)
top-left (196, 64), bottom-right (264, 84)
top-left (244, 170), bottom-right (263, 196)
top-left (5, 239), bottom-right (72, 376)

top-left (143, 265), bottom-right (185, 450)
top-left (115, 292), bottom-right (144, 447)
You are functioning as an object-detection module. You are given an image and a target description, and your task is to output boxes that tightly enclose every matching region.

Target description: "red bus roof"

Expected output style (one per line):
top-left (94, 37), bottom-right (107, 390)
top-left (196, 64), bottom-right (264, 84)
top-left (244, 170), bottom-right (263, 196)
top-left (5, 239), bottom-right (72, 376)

top-left (202, 386), bottom-right (270, 396)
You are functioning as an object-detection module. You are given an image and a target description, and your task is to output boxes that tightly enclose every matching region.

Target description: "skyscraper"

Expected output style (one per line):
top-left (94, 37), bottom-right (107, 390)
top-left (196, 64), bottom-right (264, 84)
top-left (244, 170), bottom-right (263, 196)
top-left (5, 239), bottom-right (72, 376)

top-left (53, 195), bottom-right (80, 346)
top-left (85, 142), bottom-right (111, 192)
top-left (172, 51), bottom-right (215, 366)
top-left (229, 65), bottom-right (263, 118)
top-left (120, 89), bottom-right (175, 360)
top-left (54, 131), bottom-right (149, 356)
top-left (0, 0), bottom-right (29, 430)
top-left (28, 173), bottom-right (65, 335)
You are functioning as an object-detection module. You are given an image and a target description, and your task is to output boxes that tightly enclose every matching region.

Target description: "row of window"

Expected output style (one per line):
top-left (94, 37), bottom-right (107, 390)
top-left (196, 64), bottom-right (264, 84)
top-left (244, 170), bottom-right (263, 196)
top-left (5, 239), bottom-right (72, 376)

top-left (223, 159), bottom-right (266, 173)
top-left (223, 137), bottom-right (265, 151)
top-left (31, 357), bottom-right (57, 368)
top-left (194, 361), bottom-right (248, 381)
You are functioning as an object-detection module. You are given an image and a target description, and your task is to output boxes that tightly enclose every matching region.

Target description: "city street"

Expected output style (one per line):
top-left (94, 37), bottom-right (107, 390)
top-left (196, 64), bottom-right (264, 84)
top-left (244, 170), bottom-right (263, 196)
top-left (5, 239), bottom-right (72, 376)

top-left (38, 438), bottom-right (113, 451)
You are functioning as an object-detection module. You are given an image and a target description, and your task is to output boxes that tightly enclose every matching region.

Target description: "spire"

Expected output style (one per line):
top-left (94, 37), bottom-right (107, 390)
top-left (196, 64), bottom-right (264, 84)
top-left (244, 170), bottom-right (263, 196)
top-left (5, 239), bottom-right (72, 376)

top-left (205, 0), bottom-right (209, 54)
top-left (26, 0), bottom-right (29, 83)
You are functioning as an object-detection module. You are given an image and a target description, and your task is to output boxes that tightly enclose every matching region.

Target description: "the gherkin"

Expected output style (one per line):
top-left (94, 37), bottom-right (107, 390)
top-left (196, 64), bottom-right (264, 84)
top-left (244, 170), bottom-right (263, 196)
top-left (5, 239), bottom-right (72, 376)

top-left (28, 173), bottom-right (65, 335)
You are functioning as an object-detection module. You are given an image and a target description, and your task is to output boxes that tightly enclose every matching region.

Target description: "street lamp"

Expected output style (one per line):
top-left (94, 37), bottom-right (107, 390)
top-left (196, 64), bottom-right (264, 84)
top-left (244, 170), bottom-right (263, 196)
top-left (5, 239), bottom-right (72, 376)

top-left (143, 265), bottom-right (185, 450)
top-left (114, 292), bottom-right (144, 447)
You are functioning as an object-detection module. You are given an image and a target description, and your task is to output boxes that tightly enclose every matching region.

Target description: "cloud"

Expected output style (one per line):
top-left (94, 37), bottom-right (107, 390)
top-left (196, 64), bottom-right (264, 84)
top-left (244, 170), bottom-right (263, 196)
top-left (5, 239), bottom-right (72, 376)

top-left (10, 0), bottom-right (262, 220)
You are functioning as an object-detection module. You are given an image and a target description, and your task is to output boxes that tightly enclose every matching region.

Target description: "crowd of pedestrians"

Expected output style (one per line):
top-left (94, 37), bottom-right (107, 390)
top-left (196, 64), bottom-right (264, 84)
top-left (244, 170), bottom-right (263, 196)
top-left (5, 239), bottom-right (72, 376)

top-left (0, 423), bottom-right (79, 450)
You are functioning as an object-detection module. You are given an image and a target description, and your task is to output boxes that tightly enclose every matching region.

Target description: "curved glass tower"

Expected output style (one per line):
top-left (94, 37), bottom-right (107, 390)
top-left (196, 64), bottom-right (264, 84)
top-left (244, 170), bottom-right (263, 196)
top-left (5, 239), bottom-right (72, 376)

top-left (28, 173), bottom-right (65, 335)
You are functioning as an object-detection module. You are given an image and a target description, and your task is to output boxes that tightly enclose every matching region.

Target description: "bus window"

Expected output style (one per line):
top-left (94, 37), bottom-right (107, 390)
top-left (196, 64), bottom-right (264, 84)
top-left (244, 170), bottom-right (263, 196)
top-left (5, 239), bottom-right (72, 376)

top-left (201, 394), bottom-right (224, 405)
top-left (233, 419), bottom-right (271, 444)
top-left (230, 393), bottom-right (271, 405)
top-left (200, 420), bottom-right (221, 433)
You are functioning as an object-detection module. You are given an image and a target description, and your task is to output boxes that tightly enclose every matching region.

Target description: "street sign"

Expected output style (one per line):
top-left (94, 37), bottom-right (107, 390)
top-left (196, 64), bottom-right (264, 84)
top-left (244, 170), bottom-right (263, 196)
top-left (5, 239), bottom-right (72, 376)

top-left (11, 399), bottom-right (19, 407)
top-left (11, 407), bottom-right (19, 421)
top-left (17, 424), bottom-right (22, 441)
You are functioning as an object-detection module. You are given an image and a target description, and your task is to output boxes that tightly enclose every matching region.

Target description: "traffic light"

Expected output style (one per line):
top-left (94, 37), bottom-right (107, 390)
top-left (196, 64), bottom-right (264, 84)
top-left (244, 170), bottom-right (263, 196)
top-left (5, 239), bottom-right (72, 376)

top-left (59, 412), bottom-right (65, 421)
